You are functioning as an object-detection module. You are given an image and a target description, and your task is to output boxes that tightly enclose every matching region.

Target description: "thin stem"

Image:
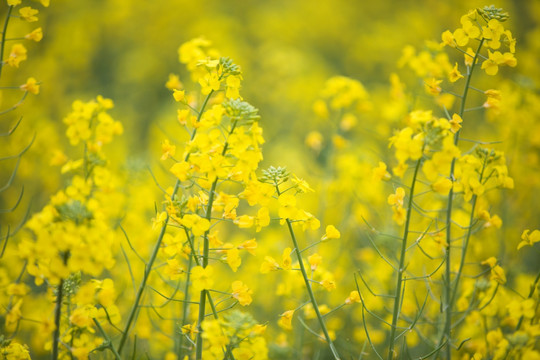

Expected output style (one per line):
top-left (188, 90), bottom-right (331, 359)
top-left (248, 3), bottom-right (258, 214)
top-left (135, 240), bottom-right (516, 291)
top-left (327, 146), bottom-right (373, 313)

top-left (117, 182), bottom-right (180, 355)
top-left (51, 252), bottom-right (69, 360)
top-left (118, 87), bottom-right (216, 355)
top-left (178, 250), bottom-right (193, 359)
top-left (0, 6), bottom-right (13, 78)
top-left (276, 185), bottom-right (341, 360)
top-left (93, 318), bottom-right (122, 360)
top-left (515, 268), bottom-right (540, 331)
top-left (51, 279), bottom-right (64, 360)
top-left (387, 158), bottom-right (422, 360)
top-left (195, 118), bottom-right (239, 360)
top-left (441, 38), bottom-right (485, 359)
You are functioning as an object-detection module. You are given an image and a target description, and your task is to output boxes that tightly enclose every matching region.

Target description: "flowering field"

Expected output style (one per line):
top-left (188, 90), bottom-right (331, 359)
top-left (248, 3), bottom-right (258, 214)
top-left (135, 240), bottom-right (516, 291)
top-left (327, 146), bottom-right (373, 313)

top-left (1, 0), bottom-right (539, 359)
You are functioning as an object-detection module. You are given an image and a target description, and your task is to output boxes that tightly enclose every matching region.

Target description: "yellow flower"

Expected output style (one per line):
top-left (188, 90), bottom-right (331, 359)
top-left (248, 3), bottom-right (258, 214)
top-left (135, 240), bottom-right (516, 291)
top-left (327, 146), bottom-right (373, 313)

top-left (313, 99), bottom-right (329, 119)
top-left (441, 30), bottom-right (455, 47)
top-left (7, 43), bottom-right (27, 67)
top-left (260, 256), bottom-right (280, 273)
top-left (25, 27), bottom-right (43, 42)
top-left (1, 342), bottom-right (31, 360)
top-left (320, 278), bottom-right (336, 291)
top-left (504, 30), bottom-right (516, 53)
top-left (483, 89), bottom-right (502, 110)
top-left (181, 323), bottom-right (199, 337)
top-left (190, 265), bottom-right (214, 292)
top-left (231, 281), bottom-right (253, 306)
top-left (322, 225), bottom-right (340, 240)
top-left (388, 187), bottom-right (405, 207)
top-left (482, 19), bottom-right (504, 50)
top-left (173, 89), bottom-right (185, 102)
top-left (226, 75), bottom-right (242, 99)
top-left (255, 207), bottom-right (270, 232)
top-left (70, 305), bottom-right (97, 329)
top-left (165, 73), bottom-right (182, 90)
top-left (278, 310), bottom-right (294, 330)
top-left (481, 257), bottom-right (506, 284)
top-left (7, 0), bottom-right (22, 5)
top-left (345, 291), bottom-right (361, 304)
top-left (449, 113), bottom-right (463, 133)
top-left (152, 211), bottom-right (167, 230)
top-left (373, 162), bottom-right (391, 181)
top-left (281, 247), bottom-right (292, 270)
top-left (464, 47), bottom-right (475, 67)
top-left (161, 139), bottom-right (176, 160)
top-left (164, 259), bottom-right (184, 280)
top-left (181, 214), bottom-right (210, 236)
top-left (448, 63), bottom-right (464, 82)
top-left (424, 78), bottom-right (442, 95)
top-left (226, 247), bottom-right (241, 272)
top-left (238, 239), bottom-right (257, 255)
top-left (5, 299), bottom-right (22, 332)
top-left (19, 77), bottom-right (40, 94)
top-left (292, 174), bottom-right (314, 193)
top-left (518, 229), bottom-right (540, 250)
top-left (234, 214), bottom-right (254, 229)
top-left (305, 131), bottom-right (323, 152)
top-left (198, 72), bottom-right (221, 95)
top-left (19, 6), bottom-right (39, 22)
top-left (392, 206), bottom-right (406, 226)
top-left (278, 193), bottom-right (298, 219)
top-left (177, 109), bottom-right (191, 125)
top-left (453, 15), bottom-right (480, 46)
top-left (507, 298), bottom-right (535, 319)
top-left (170, 161), bottom-right (190, 181)
top-left (481, 50), bottom-right (517, 76)
top-left (308, 253), bottom-right (322, 271)
top-left (432, 177), bottom-right (453, 195)
top-left (96, 278), bottom-right (116, 307)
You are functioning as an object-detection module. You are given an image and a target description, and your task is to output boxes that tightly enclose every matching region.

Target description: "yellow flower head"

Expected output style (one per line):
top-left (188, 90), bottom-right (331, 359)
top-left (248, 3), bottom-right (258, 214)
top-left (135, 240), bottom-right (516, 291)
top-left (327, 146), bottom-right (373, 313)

top-left (7, 43), bottom-right (27, 67)
top-left (20, 77), bottom-right (40, 94)
top-left (322, 225), bottom-right (340, 240)
top-left (25, 27), bottom-right (43, 42)
top-left (190, 265), bottom-right (214, 292)
top-left (19, 6), bottom-right (39, 22)
top-left (231, 281), bottom-right (253, 306)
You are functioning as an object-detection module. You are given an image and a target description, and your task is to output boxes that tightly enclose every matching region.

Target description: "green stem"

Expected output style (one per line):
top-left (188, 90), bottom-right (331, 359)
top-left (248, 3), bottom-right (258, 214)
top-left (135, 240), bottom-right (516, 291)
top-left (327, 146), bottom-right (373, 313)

top-left (195, 119), bottom-right (239, 360)
top-left (51, 279), bottom-right (64, 360)
top-left (287, 219), bottom-right (341, 359)
top-left (93, 318), bottom-right (122, 360)
top-left (441, 38), bottom-right (485, 359)
top-left (515, 268), bottom-right (540, 331)
top-left (0, 6), bottom-right (13, 79)
top-left (117, 181), bottom-right (180, 355)
top-left (449, 153), bottom-right (488, 311)
top-left (178, 253), bottom-right (193, 359)
top-left (51, 252), bottom-right (70, 360)
top-left (276, 185), bottom-right (341, 359)
top-left (387, 158), bottom-right (422, 360)
top-left (117, 89), bottom-right (216, 355)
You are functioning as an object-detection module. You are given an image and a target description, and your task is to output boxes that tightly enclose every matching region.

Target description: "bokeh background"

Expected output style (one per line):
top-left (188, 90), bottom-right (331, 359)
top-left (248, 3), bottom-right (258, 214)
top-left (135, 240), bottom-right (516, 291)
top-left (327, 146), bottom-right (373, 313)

top-left (1, 0), bottom-right (539, 358)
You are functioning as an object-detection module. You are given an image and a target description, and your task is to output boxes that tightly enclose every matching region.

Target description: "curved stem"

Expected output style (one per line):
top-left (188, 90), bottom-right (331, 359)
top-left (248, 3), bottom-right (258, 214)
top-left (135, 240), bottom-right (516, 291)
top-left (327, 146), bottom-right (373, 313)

top-left (387, 158), bottom-right (422, 360)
